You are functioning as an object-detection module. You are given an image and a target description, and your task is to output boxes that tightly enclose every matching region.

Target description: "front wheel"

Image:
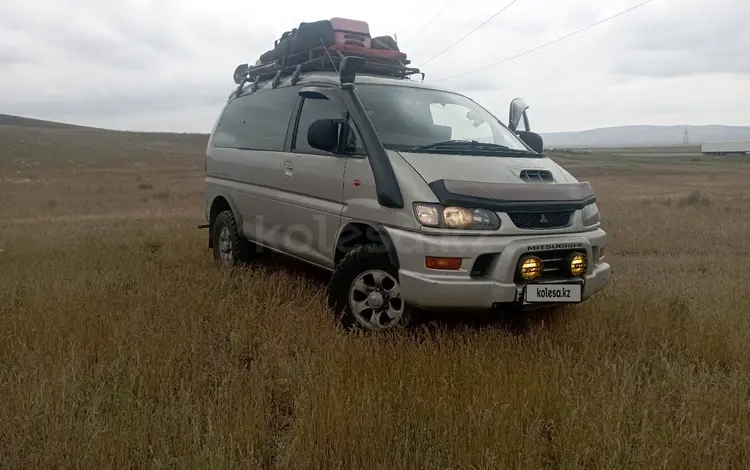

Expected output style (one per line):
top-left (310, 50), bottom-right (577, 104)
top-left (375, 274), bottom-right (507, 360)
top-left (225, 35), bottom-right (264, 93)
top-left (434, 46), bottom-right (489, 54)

top-left (328, 244), bottom-right (410, 332)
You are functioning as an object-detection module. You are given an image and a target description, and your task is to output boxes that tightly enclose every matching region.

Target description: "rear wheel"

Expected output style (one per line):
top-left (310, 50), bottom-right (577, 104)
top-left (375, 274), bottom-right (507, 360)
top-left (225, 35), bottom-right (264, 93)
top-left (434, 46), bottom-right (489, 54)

top-left (211, 210), bottom-right (255, 266)
top-left (329, 244), bottom-right (410, 332)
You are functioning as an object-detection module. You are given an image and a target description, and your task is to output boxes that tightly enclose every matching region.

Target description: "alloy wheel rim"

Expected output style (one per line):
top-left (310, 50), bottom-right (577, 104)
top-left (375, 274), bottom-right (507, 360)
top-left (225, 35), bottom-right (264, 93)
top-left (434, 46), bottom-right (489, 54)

top-left (348, 269), bottom-right (404, 331)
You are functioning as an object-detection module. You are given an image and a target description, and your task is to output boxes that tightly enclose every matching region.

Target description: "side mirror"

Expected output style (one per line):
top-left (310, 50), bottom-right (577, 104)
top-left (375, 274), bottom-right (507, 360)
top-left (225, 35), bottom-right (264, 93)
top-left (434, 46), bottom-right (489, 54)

top-left (508, 97), bottom-right (530, 132)
top-left (308, 118), bottom-right (343, 153)
top-left (517, 130), bottom-right (544, 154)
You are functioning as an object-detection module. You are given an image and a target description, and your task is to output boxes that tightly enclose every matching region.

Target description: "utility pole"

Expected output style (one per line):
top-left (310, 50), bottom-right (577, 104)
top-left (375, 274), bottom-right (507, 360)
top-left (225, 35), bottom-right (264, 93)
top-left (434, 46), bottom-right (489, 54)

top-left (683, 125), bottom-right (689, 145)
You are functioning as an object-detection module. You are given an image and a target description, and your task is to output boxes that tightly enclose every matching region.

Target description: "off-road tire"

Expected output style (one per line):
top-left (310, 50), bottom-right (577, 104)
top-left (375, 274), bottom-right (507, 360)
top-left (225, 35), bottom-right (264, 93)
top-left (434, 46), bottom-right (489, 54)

top-left (328, 244), bottom-right (412, 331)
top-left (211, 210), bottom-right (255, 266)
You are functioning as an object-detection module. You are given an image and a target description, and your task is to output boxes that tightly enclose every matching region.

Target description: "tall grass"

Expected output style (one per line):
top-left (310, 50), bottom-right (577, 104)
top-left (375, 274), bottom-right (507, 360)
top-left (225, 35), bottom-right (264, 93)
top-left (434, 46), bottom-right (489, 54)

top-left (2, 141), bottom-right (750, 468)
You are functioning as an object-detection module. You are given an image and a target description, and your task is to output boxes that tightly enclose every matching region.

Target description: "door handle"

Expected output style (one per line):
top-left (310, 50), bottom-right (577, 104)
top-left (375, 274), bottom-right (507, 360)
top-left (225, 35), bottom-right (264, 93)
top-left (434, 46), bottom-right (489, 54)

top-left (283, 160), bottom-right (294, 177)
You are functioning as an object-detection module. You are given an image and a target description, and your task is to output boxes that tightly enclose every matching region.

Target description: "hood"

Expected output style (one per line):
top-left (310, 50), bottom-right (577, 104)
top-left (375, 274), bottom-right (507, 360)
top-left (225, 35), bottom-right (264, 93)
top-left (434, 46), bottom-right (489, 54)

top-left (397, 151), bottom-right (573, 185)
top-left (396, 151), bottom-right (594, 212)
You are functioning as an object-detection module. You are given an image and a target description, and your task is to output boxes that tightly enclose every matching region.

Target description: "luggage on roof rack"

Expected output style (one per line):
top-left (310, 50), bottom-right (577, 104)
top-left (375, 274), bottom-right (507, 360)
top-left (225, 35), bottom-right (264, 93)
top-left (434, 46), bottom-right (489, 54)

top-left (372, 35), bottom-right (400, 51)
top-left (259, 18), bottom-right (374, 65)
top-left (232, 17), bottom-right (422, 93)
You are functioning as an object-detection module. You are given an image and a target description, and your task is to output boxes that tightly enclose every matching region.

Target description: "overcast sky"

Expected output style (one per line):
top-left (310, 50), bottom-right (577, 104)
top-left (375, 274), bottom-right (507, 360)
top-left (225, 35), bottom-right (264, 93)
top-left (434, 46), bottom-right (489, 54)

top-left (2, 0), bottom-right (749, 133)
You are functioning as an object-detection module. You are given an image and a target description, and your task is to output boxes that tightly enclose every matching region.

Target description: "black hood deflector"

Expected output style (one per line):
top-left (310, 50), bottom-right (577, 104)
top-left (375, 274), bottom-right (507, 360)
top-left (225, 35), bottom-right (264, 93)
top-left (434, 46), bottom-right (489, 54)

top-left (429, 179), bottom-right (596, 212)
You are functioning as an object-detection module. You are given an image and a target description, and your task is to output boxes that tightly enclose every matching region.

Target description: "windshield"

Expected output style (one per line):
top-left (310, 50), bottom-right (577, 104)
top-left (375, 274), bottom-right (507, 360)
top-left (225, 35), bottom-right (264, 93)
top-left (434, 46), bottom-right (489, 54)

top-left (353, 83), bottom-right (531, 154)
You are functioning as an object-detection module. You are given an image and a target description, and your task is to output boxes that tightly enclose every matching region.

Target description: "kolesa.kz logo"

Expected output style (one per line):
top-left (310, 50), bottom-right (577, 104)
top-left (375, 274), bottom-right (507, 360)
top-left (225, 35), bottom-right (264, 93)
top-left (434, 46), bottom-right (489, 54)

top-left (536, 287), bottom-right (573, 299)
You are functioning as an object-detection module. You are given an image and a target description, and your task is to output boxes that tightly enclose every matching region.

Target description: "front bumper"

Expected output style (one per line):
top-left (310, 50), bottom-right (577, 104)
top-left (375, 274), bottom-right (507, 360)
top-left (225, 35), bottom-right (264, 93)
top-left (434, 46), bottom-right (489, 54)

top-left (385, 227), bottom-right (611, 311)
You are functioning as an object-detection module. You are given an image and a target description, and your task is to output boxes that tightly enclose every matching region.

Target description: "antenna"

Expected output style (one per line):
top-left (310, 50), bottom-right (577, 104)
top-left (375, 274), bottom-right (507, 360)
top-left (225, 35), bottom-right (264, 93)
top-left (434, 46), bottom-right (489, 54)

top-left (320, 39), bottom-right (340, 73)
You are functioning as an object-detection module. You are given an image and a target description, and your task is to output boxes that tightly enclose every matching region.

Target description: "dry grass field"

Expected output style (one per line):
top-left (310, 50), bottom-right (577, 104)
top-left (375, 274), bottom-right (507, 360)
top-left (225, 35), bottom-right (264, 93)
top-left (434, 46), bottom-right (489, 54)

top-left (2, 116), bottom-right (750, 469)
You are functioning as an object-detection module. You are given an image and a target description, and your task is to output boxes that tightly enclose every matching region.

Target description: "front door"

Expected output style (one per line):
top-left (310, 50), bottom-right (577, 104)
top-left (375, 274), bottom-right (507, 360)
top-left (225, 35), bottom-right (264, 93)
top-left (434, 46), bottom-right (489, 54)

top-left (274, 89), bottom-right (352, 269)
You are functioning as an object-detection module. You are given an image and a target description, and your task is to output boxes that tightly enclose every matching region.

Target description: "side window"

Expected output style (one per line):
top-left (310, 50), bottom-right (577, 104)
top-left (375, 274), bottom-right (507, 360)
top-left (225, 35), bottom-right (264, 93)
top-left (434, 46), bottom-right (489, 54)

top-left (344, 124), bottom-right (365, 156)
top-left (294, 97), bottom-right (366, 156)
top-left (294, 97), bottom-right (345, 154)
top-left (212, 98), bottom-right (244, 149)
top-left (213, 86), bottom-right (299, 151)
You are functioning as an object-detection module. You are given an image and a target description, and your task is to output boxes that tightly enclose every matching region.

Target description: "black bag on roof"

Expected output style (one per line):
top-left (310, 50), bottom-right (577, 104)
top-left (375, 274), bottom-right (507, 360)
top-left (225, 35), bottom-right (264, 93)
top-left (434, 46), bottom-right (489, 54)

top-left (291, 20), bottom-right (336, 53)
top-left (371, 35), bottom-right (399, 51)
top-left (258, 28), bottom-right (296, 64)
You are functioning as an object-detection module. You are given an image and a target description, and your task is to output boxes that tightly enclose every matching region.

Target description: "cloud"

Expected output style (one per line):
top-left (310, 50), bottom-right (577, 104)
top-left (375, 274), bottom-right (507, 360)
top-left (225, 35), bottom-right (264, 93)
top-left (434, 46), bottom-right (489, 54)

top-left (1, 0), bottom-right (749, 133)
top-left (0, 49), bottom-right (26, 65)
top-left (608, 0), bottom-right (750, 78)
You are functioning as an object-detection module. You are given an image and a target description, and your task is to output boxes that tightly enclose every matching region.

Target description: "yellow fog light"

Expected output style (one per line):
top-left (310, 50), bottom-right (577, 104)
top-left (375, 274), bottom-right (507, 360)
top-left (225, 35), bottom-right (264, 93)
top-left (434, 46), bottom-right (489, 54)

top-left (569, 253), bottom-right (588, 276)
top-left (520, 255), bottom-right (543, 280)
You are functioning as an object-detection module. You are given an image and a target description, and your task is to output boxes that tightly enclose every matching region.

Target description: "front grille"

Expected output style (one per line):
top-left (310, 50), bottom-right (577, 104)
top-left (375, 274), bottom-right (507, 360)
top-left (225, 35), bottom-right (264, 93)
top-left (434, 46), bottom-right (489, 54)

top-left (515, 249), bottom-right (584, 282)
top-left (508, 211), bottom-right (572, 229)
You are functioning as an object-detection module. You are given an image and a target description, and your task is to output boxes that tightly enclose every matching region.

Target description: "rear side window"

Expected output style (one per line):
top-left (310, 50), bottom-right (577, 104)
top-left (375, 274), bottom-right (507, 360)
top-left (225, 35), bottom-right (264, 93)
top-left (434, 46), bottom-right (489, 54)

top-left (212, 86), bottom-right (300, 151)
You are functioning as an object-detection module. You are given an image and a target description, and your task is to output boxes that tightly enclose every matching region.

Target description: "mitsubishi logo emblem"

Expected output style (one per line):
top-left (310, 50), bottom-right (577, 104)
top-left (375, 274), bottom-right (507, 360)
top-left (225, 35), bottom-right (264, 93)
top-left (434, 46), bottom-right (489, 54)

top-left (539, 214), bottom-right (548, 224)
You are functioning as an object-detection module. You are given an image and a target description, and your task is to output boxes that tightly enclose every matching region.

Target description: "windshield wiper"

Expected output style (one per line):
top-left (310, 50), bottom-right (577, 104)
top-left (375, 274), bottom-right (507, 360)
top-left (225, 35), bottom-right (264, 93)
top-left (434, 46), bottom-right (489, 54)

top-left (411, 139), bottom-right (498, 150)
top-left (410, 140), bottom-right (536, 154)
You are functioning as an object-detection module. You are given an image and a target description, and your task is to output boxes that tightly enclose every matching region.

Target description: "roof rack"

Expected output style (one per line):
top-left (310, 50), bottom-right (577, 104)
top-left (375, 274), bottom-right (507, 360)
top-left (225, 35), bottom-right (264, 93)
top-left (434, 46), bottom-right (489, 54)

top-left (232, 45), bottom-right (425, 98)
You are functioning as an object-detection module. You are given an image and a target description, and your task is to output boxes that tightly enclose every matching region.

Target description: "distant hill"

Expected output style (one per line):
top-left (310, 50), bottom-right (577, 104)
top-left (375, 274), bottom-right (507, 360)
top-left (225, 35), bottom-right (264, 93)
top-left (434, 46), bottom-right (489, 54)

top-left (0, 114), bottom-right (96, 130)
top-left (0, 114), bottom-right (208, 166)
top-left (540, 125), bottom-right (750, 148)
top-left (0, 114), bottom-right (208, 138)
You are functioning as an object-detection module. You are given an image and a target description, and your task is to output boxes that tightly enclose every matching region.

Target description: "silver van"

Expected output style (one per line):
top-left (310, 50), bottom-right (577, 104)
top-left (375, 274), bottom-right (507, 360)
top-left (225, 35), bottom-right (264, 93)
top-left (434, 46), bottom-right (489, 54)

top-left (204, 56), bottom-right (611, 331)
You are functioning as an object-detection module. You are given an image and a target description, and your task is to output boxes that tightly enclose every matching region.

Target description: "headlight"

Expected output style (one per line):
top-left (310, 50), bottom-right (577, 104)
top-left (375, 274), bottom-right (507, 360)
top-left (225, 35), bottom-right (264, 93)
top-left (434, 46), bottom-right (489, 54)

top-left (413, 203), bottom-right (501, 230)
top-left (581, 203), bottom-right (600, 226)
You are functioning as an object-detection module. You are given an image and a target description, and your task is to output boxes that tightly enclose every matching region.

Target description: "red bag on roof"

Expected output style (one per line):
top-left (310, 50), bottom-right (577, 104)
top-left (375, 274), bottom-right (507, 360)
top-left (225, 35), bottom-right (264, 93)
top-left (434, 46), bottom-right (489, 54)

top-left (329, 18), bottom-right (371, 48)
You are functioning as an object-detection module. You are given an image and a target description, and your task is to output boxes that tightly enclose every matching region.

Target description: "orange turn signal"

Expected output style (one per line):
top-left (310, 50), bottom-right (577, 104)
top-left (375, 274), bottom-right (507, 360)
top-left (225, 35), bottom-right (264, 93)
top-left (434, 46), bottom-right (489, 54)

top-left (425, 256), bottom-right (463, 270)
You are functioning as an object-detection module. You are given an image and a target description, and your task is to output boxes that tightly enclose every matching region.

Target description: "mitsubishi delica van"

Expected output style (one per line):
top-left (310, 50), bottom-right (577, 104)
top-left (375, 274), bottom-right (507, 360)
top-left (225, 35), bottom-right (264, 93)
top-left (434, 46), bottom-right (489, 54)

top-left (203, 52), bottom-right (611, 332)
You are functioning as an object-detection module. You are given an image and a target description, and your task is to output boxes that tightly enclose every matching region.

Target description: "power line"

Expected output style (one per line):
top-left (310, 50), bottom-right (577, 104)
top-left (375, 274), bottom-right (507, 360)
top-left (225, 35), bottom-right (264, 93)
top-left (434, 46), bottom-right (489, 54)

top-left (402, 0), bottom-right (460, 45)
top-left (418, 0), bottom-right (522, 68)
top-left (432, 0), bottom-right (655, 82)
